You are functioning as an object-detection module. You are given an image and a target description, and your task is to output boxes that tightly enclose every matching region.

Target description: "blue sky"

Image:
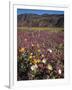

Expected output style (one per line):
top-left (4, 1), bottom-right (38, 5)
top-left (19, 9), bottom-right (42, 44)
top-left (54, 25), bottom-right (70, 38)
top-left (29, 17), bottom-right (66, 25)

top-left (17, 9), bottom-right (64, 15)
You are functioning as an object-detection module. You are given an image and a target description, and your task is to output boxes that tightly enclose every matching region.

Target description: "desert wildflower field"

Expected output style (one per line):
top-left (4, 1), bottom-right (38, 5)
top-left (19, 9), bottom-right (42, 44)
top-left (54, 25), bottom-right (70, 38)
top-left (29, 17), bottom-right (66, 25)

top-left (17, 27), bottom-right (64, 80)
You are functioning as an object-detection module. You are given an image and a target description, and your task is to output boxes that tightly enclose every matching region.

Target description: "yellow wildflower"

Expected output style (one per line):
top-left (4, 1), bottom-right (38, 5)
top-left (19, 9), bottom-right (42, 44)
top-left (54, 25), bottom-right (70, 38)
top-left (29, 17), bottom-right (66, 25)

top-left (38, 49), bottom-right (41, 52)
top-left (47, 64), bottom-right (53, 71)
top-left (37, 59), bottom-right (41, 63)
top-left (19, 48), bottom-right (25, 53)
top-left (33, 59), bottom-right (37, 64)
top-left (29, 55), bottom-right (32, 59)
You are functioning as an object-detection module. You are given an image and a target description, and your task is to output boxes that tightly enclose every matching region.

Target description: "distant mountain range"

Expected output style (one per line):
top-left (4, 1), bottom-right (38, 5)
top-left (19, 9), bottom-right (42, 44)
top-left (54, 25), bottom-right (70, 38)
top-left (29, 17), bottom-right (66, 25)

top-left (17, 14), bottom-right (64, 27)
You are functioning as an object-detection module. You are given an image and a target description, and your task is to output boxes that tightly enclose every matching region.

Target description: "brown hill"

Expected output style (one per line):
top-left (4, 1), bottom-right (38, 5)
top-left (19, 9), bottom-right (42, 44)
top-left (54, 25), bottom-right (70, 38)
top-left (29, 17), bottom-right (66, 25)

top-left (17, 14), bottom-right (64, 27)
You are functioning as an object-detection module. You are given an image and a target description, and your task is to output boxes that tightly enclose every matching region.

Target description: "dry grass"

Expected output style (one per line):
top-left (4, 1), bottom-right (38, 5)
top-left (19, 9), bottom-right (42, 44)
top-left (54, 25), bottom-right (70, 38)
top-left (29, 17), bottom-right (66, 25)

top-left (17, 27), bottom-right (64, 32)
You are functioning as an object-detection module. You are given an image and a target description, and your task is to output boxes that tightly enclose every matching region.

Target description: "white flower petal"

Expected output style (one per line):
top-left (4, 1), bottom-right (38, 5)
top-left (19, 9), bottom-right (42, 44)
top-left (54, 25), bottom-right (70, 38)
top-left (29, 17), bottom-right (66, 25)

top-left (42, 58), bottom-right (46, 64)
top-left (47, 49), bottom-right (52, 53)
top-left (31, 64), bottom-right (38, 71)
top-left (58, 69), bottom-right (62, 74)
top-left (47, 64), bottom-right (53, 71)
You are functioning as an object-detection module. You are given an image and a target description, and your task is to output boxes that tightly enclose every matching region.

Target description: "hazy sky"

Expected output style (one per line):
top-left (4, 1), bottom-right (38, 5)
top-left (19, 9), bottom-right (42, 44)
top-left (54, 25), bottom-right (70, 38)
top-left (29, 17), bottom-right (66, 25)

top-left (17, 9), bottom-right (64, 15)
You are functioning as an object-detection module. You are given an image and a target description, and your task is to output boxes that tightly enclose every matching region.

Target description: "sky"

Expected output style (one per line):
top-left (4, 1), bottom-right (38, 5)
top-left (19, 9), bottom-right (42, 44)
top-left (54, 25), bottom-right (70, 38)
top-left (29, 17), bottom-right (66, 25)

top-left (17, 9), bottom-right (64, 15)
